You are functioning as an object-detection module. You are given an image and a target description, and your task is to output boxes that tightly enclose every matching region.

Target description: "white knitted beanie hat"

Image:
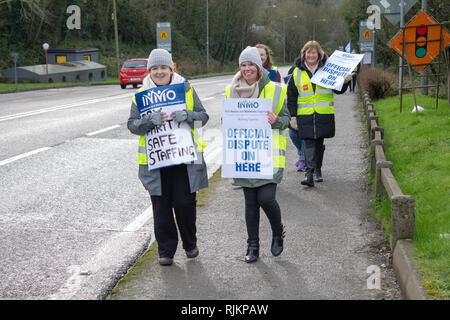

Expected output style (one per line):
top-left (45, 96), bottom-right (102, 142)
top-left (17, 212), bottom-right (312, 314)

top-left (239, 46), bottom-right (263, 70)
top-left (147, 48), bottom-right (174, 70)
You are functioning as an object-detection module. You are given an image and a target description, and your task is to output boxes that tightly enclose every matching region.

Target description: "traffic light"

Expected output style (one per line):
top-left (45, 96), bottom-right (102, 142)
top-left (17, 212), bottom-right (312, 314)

top-left (415, 25), bottom-right (427, 58)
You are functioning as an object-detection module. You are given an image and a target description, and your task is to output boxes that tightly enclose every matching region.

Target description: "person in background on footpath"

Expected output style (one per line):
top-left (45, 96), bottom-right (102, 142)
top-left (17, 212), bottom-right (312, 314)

top-left (127, 49), bottom-right (209, 266)
top-left (255, 43), bottom-right (281, 83)
top-left (287, 40), bottom-right (351, 187)
top-left (257, 43), bottom-right (305, 172)
top-left (350, 49), bottom-right (360, 93)
top-left (225, 46), bottom-right (290, 263)
top-left (285, 57), bottom-right (306, 172)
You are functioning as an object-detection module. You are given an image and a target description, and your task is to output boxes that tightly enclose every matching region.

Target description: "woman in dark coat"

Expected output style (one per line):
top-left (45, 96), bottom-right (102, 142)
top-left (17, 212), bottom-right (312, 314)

top-left (287, 41), bottom-right (351, 187)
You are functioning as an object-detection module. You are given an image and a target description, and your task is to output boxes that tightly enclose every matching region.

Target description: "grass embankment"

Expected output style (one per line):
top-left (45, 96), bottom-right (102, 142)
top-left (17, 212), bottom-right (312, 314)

top-left (370, 93), bottom-right (449, 299)
top-left (0, 78), bottom-right (119, 93)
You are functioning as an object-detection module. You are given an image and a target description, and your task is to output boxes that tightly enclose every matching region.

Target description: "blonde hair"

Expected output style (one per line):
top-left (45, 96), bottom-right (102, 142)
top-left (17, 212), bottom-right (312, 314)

top-left (255, 43), bottom-right (274, 68)
top-left (301, 40), bottom-right (324, 62)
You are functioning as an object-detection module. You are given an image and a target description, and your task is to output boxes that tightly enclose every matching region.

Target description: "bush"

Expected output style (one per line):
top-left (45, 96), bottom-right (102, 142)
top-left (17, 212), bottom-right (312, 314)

top-left (359, 66), bottom-right (396, 100)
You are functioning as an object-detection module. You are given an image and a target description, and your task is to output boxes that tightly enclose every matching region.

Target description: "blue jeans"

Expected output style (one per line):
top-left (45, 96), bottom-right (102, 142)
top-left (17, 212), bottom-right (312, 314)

top-left (288, 128), bottom-right (305, 162)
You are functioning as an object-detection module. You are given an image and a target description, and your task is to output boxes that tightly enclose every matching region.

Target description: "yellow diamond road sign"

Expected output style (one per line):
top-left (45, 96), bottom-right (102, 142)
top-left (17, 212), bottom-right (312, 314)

top-left (159, 30), bottom-right (168, 40)
top-left (363, 29), bottom-right (373, 40)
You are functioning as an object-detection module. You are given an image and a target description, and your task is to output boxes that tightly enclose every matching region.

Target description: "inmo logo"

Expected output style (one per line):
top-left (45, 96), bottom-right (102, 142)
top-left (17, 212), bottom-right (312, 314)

top-left (237, 101), bottom-right (259, 109)
top-left (142, 89), bottom-right (177, 106)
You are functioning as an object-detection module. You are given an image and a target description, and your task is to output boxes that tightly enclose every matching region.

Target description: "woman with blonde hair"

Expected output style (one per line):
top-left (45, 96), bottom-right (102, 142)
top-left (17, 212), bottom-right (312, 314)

top-left (225, 46), bottom-right (290, 263)
top-left (287, 40), bottom-right (351, 187)
top-left (255, 43), bottom-right (281, 83)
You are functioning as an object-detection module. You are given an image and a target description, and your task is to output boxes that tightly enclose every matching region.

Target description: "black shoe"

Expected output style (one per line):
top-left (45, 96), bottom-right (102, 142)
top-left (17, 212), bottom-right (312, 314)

top-left (271, 225), bottom-right (285, 256)
top-left (159, 257), bottom-right (173, 266)
top-left (185, 247), bottom-right (199, 258)
top-left (314, 169), bottom-right (323, 182)
top-left (301, 171), bottom-right (314, 187)
top-left (245, 240), bottom-right (259, 263)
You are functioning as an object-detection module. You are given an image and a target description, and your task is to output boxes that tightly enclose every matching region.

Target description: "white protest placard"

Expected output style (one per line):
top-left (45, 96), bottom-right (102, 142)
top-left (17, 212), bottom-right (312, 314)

top-left (135, 83), bottom-right (197, 170)
top-left (222, 98), bottom-right (273, 180)
top-left (310, 50), bottom-right (364, 91)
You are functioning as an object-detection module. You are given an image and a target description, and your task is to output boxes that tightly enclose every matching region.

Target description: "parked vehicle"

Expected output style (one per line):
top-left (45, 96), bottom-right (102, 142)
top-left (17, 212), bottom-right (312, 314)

top-left (120, 58), bottom-right (148, 89)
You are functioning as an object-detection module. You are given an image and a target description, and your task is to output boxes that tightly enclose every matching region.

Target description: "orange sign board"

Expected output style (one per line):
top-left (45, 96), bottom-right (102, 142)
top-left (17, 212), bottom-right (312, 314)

top-left (388, 10), bottom-right (450, 72)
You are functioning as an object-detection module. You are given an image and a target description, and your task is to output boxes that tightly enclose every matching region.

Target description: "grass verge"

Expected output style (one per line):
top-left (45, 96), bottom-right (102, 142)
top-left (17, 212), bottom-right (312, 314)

top-left (0, 69), bottom-right (236, 93)
top-left (370, 93), bottom-right (449, 299)
top-left (0, 78), bottom-right (119, 93)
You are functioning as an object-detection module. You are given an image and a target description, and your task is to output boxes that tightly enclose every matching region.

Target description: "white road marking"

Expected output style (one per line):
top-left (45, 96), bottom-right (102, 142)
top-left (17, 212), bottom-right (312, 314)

top-left (86, 125), bottom-right (121, 136)
top-left (49, 205), bottom-right (156, 300)
top-left (189, 78), bottom-right (231, 86)
top-left (48, 142), bottom-right (223, 299)
top-left (123, 206), bottom-right (154, 232)
top-left (0, 93), bottom-right (133, 123)
top-left (0, 147), bottom-right (52, 166)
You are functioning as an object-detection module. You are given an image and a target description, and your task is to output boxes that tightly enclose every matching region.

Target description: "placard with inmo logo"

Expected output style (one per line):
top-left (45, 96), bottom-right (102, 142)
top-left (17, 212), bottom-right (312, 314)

top-left (222, 98), bottom-right (273, 180)
top-left (135, 83), bottom-right (197, 170)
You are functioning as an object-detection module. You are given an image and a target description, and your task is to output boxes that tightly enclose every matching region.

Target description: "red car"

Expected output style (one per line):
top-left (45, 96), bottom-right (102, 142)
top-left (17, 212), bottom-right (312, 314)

top-left (120, 58), bottom-right (149, 89)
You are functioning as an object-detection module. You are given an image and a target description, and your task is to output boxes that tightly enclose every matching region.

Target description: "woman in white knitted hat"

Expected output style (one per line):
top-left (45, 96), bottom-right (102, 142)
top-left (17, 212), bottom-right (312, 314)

top-left (127, 48), bottom-right (209, 266)
top-left (225, 46), bottom-right (290, 263)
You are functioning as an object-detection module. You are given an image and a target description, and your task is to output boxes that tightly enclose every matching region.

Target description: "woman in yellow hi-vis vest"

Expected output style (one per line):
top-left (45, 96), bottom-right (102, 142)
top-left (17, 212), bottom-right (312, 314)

top-left (127, 49), bottom-right (209, 266)
top-left (287, 41), bottom-right (351, 187)
top-left (226, 46), bottom-right (290, 263)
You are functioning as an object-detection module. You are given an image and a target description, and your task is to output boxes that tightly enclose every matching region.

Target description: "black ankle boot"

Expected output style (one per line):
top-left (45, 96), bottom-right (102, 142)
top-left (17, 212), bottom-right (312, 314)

top-left (314, 168), bottom-right (323, 182)
top-left (245, 239), bottom-right (259, 263)
top-left (271, 225), bottom-right (285, 256)
top-left (301, 169), bottom-right (314, 187)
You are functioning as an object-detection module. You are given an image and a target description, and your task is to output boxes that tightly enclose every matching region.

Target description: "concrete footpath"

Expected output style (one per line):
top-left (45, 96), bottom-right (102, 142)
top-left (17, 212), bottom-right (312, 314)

top-left (108, 91), bottom-right (402, 300)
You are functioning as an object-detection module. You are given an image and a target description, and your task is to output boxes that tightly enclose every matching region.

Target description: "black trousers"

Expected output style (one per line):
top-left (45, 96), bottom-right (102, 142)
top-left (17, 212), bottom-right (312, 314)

top-left (304, 138), bottom-right (325, 171)
top-left (243, 183), bottom-right (282, 242)
top-left (351, 74), bottom-right (357, 92)
top-left (150, 164), bottom-right (197, 258)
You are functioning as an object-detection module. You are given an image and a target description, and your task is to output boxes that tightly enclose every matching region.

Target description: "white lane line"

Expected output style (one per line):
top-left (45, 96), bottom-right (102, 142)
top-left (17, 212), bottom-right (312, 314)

top-left (202, 97), bottom-right (215, 101)
top-left (48, 143), bottom-right (222, 300)
top-left (204, 145), bottom-right (223, 180)
top-left (86, 125), bottom-right (121, 136)
top-left (0, 93), bottom-right (133, 123)
top-left (0, 147), bottom-right (51, 166)
top-left (123, 206), bottom-right (154, 232)
top-left (190, 78), bottom-right (232, 86)
top-left (49, 205), bottom-right (156, 300)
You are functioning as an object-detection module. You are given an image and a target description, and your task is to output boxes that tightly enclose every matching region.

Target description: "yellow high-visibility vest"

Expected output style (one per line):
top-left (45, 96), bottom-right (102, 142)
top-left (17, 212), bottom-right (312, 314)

top-left (134, 83), bottom-right (206, 166)
top-left (225, 81), bottom-right (287, 169)
top-left (293, 67), bottom-right (334, 116)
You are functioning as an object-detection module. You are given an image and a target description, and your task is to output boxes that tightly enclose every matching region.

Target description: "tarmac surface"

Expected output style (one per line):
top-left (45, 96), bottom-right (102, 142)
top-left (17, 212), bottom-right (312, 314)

top-left (108, 90), bottom-right (402, 300)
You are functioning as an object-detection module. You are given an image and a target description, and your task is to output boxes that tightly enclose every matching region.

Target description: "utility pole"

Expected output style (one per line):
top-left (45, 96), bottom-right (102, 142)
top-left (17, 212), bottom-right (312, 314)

top-left (113, 0), bottom-right (120, 78)
top-left (206, 0), bottom-right (209, 72)
top-left (372, 28), bottom-right (376, 67)
top-left (283, 16), bottom-right (297, 64)
top-left (421, 0), bottom-right (428, 95)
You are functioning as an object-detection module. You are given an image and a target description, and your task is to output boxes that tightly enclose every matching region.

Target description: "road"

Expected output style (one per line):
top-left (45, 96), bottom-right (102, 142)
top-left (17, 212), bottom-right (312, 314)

top-left (0, 68), bottom-right (289, 299)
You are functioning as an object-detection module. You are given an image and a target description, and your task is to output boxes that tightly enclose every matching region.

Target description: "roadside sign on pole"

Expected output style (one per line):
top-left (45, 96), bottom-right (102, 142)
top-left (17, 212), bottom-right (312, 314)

top-left (156, 22), bottom-right (172, 52)
top-left (359, 20), bottom-right (375, 52)
top-left (369, 0), bottom-right (418, 25)
top-left (388, 10), bottom-right (450, 72)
